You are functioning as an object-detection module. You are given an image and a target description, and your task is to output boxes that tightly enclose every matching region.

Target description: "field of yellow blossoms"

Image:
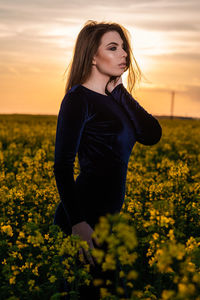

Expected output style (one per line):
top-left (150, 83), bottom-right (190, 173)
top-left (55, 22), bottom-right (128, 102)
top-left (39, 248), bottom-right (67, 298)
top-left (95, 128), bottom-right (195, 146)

top-left (0, 114), bottom-right (200, 300)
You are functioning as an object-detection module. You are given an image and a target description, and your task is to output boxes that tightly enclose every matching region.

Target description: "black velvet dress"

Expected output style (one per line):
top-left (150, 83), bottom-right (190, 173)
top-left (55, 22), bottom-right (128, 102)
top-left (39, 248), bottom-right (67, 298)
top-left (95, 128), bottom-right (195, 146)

top-left (53, 83), bottom-right (162, 299)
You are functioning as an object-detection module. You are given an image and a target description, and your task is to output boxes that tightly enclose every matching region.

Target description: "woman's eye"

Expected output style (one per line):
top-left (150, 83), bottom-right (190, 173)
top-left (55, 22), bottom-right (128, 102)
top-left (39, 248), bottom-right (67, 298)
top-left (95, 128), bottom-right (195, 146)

top-left (109, 46), bottom-right (126, 52)
top-left (109, 47), bottom-right (117, 51)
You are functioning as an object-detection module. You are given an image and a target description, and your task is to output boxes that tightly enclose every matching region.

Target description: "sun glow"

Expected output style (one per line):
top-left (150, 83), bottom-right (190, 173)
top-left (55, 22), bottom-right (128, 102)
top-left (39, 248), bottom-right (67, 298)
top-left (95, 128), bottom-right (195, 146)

top-left (127, 27), bottom-right (168, 72)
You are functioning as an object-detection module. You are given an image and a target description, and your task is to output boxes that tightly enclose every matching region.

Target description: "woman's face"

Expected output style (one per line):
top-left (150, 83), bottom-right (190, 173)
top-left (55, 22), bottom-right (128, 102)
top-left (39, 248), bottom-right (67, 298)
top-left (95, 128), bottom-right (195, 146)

top-left (92, 30), bottom-right (128, 77)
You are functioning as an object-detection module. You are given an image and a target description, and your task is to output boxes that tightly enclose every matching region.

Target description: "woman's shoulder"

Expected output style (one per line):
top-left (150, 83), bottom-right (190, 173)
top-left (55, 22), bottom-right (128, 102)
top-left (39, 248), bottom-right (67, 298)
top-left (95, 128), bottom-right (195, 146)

top-left (68, 84), bottom-right (89, 98)
top-left (68, 84), bottom-right (82, 95)
top-left (62, 84), bottom-right (88, 105)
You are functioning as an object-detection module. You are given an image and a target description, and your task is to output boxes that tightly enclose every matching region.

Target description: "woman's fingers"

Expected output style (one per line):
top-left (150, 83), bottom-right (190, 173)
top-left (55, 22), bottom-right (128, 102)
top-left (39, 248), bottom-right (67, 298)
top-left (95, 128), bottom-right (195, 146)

top-left (78, 247), bottom-right (86, 264)
top-left (90, 240), bottom-right (99, 265)
top-left (78, 246), bottom-right (94, 266)
top-left (78, 236), bottom-right (102, 266)
top-left (72, 222), bottom-right (101, 266)
top-left (83, 247), bottom-right (95, 266)
top-left (78, 240), bottom-right (98, 266)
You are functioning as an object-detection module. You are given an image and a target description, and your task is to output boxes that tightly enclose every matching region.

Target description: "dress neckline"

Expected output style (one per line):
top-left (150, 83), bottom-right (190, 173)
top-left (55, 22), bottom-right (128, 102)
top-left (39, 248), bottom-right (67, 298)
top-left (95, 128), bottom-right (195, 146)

top-left (79, 84), bottom-right (111, 97)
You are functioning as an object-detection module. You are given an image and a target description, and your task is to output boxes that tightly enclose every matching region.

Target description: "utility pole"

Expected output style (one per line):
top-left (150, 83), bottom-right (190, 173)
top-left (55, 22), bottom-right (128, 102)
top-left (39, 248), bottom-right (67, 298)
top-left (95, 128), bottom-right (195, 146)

top-left (170, 90), bottom-right (175, 119)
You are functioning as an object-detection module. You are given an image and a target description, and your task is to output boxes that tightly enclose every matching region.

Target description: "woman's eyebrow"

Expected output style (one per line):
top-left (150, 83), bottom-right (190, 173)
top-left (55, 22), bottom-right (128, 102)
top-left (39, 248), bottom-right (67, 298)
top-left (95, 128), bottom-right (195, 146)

top-left (106, 42), bottom-right (124, 46)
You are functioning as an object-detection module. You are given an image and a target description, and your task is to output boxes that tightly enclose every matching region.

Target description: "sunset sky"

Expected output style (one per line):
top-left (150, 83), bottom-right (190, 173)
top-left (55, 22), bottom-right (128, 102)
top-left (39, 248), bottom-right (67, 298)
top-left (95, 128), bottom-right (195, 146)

top-left (0, 0), bottom-right (200, 118)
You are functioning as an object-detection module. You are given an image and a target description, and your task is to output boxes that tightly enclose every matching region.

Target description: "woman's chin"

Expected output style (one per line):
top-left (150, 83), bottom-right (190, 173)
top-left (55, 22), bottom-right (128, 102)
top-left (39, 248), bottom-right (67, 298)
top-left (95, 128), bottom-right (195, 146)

top-left (109, 71), bottom-right (124, 78)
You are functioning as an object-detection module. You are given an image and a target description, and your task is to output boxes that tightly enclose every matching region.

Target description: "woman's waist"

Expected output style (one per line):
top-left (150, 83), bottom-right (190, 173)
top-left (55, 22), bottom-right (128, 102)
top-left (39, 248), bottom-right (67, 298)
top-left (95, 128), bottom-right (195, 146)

top-left (79, 159), bottom-right (128, 176)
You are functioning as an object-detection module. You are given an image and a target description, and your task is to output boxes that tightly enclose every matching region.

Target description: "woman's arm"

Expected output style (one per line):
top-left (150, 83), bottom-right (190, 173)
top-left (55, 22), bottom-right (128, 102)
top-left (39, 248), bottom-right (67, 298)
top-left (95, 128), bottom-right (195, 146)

top-left (110, 83), bottom-right (162, 145)
top-left (53, 90), bottom-right (88, 227)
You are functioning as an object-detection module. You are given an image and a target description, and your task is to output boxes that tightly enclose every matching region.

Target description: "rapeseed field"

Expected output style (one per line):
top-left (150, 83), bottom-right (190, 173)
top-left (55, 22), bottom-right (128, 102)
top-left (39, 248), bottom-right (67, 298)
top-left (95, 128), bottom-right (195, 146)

top-left (0, 114), bottom-right (200, 299)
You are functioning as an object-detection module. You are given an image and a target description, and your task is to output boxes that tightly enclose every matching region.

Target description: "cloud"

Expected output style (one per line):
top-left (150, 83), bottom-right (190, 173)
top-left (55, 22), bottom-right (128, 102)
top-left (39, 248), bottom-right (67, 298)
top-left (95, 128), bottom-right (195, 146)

top-left (150, 52), bottom-right (200, 61)
top-left (182, 84), bottom-right (200, 102)
top-left (0, 0), bottom-right (199, 117)
top-left (0, 0), bottom-right (199, 28)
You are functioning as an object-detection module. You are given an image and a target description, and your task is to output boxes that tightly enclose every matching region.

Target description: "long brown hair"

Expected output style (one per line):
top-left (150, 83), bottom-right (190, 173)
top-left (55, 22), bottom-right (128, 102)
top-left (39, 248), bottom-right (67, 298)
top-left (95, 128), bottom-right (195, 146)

top-left (64, 20), bottom-right (142, 95)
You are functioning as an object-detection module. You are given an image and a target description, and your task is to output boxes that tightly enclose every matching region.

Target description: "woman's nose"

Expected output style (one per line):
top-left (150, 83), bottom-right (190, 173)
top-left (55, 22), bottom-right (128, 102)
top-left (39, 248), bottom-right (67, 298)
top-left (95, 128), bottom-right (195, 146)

top-left (121, 49), bottom-right (127, 57)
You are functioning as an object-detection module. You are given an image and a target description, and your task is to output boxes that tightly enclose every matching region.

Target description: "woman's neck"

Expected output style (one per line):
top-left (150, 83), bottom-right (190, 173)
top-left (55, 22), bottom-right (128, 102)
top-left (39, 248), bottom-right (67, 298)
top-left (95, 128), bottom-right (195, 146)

top-left (82, 69), bottom-right (110, 96)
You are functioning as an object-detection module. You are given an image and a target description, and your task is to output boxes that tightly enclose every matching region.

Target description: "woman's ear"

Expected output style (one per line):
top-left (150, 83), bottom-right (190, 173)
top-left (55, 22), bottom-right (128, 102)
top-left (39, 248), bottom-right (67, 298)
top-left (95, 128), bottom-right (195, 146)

top-left (92, 56), bottom-right (96, 66)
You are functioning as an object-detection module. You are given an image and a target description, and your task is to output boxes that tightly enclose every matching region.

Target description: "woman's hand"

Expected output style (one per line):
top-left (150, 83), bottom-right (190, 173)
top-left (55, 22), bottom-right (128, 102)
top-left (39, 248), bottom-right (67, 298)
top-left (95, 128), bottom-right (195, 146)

top-left (106, 76), bottom-right (122, 93)
top-left (72, 221), bottom-right (100, 266)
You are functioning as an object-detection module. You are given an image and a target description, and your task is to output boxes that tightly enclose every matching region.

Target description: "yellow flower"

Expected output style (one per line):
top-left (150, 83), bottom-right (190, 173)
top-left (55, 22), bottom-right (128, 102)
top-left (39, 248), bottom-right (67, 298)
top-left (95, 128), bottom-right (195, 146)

top-left (1, 225), bottom-right (13, 237)
top-left (93, 278), bottom-right (103, 286)
top-left (13, 270), bottom-right (19, 276)
top-left (100, 287), bottom-right (111, 298)
top-left (127, 270), bottom-right (138, 280)
top-left (67, 276), bottom-right (75, 283)
top-left (9, 276), bottom-right (16, 285)
top-left (106, 279), bottom-right (112, 286)
top-left (32, 266), bottom-right (39, 276)
top-left (18, 253), bottom-right (23, 260)
top-left (119, 251), bottom-right (137, 266)
top-left (146, 248), bottom-right (153, 257)
top-left (25, 261), bottom-right (33, 268)
top-left (83, 264), bottom-right (90, 272)
top-left (28, 279), bottom-right (35, 291)
top-left (91, 248), bottom-right (104, 264)
top-left (116, 286), bottom-right (124, 294)
top-left (192, 273), bottom-right (200, 283)
top-left (18, 231), bottom-right (25, 238)
top-left (2, 258), bottom-right (7, 265)
top-left (161, 290), bottom-right (175, 299)
top-left (49, 275), bottom-right (56, 283)
top-left (10, 251), bottom-right (18, 258)
top-left (178, 283), bottom-right (195, 295)
top-left (62, 259), bottom-right (70, 270)
top-left (185, 236), bottom-right (197, 253)
top-left (152, 233), bottom-right (159, 240)
top-left (127, 282), bottom-right (134, 288)
top-left (187, 261), bottom-right (195, 273)
top-left (84, 279), bottom-right (90, 286)
top-left (102, 253), bottom-right (116, 271)
top-left (44, 234), bottom-right (49, 240)
top-left (119, 270), bottom-right (125, 278)
top-left (167, 229), bottom-right (175, 241)
top-left (169, 243), bottom-right (185, 260)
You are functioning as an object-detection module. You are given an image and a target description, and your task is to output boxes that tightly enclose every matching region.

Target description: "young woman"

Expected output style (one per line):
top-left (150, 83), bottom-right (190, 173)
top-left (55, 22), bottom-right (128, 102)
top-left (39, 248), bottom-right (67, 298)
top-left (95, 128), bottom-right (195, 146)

top-left (53, 20), bottom-right (162, 299)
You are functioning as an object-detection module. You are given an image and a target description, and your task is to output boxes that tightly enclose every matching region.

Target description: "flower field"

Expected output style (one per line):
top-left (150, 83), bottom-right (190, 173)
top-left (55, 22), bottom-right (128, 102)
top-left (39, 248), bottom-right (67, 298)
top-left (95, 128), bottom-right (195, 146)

top-left (0, 114), bottom-right (200, 300)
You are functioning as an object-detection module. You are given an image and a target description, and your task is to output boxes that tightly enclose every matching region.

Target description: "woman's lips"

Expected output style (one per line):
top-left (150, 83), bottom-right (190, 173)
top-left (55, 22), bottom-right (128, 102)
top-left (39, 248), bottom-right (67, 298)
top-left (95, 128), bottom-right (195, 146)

top-left (118, 63), bottom-right (126, 68)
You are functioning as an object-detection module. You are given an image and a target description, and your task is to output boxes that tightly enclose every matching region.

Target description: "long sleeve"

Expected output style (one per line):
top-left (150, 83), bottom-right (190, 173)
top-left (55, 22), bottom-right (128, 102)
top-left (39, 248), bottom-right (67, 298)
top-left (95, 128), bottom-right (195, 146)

top-left (110, 83), bottom-right (162, 145)
top-left (53, 90), bottom-right (88, 227)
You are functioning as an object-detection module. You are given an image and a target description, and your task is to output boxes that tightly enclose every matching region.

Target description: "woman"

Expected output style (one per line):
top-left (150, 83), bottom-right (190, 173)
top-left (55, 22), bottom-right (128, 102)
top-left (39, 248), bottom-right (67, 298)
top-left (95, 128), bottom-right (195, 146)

top-left (53, 20), bottom-right (162, 299)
